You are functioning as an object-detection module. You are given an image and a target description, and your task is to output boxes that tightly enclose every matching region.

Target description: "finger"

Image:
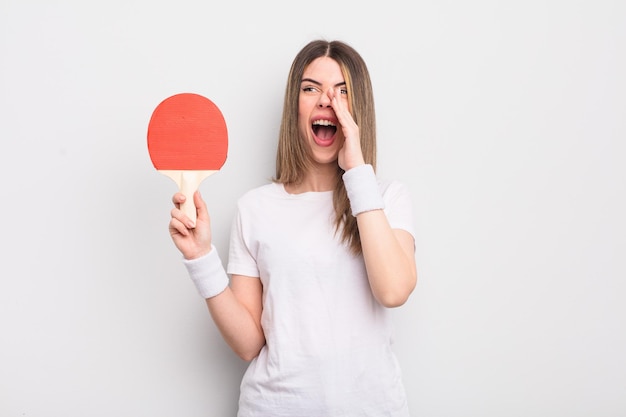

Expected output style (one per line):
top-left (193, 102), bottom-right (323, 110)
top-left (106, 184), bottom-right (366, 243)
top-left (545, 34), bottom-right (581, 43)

top-left (169, 215), bottom-right (189, 237)
top-left (331, 91), bottom-right (352, 125)
top-left (328, 88), bottom-right (339, 108)
top-left (171, 192), bottom-right (186, 208)
top-left (327, 87), bottom-right (335, 102)
top-left (171, 206), bottom-right (194, 230)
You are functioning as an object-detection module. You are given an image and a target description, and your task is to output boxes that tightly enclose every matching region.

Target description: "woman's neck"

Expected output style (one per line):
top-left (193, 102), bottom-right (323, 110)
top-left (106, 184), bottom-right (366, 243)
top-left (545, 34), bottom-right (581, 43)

top-left (284, 163), bottom-right (338, 194)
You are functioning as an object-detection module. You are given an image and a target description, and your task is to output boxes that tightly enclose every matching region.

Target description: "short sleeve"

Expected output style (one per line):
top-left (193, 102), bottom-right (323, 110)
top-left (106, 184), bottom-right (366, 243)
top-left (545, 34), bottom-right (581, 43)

top-left (381, 180), bottom-right (416, 243)
top-left (226, 205), bottom-right (260, 278)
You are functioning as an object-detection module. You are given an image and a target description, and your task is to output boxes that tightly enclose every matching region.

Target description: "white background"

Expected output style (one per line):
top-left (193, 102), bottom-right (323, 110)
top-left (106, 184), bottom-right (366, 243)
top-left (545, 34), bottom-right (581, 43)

top-left (1, 0), bottom-right (624, 416)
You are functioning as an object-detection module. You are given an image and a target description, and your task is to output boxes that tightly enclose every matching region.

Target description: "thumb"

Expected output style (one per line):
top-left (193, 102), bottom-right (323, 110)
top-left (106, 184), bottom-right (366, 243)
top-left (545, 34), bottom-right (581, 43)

top-left (194, 191), bottom-right (210, 223)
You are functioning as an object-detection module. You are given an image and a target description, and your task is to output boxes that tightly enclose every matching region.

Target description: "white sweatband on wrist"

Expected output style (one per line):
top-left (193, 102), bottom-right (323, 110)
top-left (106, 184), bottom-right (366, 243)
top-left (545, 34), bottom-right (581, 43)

top-left (342, 164), bottom-right (385, 216)
top-left (182, 245), bottom-right (229, 299)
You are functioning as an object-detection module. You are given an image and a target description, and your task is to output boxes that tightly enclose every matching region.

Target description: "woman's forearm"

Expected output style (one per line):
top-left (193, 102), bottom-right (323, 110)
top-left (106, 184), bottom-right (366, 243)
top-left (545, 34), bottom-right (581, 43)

top-left (358, 210), bottom-right (417, 307)
top-left (206, 286), bottom-right (266, 361)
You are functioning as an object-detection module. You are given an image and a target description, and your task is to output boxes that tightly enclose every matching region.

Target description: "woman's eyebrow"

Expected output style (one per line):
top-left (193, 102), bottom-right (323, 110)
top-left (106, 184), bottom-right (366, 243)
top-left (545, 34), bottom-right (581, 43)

top-left (301, 78), bottom-right (321, 85)
top-left (301, 78), bottom-right (347, 88)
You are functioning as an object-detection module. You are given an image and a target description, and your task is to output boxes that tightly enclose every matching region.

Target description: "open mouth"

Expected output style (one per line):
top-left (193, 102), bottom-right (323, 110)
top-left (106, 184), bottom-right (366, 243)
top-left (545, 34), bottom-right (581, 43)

top-left (312, 119), bottom-right (337, 146)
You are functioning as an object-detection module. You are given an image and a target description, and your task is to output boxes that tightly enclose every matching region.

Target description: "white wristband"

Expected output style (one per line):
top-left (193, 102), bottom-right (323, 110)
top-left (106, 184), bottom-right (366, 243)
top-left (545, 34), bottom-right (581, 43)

top-left (182, 245), bottom-right (229, 299)
top-left (342, 164), bottom-right (385, 216)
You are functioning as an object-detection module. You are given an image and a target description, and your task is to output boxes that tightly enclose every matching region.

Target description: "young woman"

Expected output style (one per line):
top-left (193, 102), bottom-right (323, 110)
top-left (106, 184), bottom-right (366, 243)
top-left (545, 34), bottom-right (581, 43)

top-left (169, 39), bottom-right (417, 416)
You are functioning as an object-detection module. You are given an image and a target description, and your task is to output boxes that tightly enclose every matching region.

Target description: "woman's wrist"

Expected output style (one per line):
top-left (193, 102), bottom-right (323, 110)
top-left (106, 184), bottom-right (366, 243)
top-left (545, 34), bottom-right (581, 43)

top-left (182, 245), bottom-right (229, 298)
top-left (342, 164), bottom-right (385, 216)
top-left (183, 247), bottom-right (211, 261)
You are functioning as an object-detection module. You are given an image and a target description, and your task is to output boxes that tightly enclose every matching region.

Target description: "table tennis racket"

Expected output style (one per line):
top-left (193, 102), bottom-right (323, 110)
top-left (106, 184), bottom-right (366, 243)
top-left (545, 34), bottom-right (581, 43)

top-left (147, 93), bottom-right (228, 227)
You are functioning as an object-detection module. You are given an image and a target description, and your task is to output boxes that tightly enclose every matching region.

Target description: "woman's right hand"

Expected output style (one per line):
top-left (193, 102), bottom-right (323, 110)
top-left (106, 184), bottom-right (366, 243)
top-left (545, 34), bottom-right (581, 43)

top-left (169, 191), bottom-right (213, 260)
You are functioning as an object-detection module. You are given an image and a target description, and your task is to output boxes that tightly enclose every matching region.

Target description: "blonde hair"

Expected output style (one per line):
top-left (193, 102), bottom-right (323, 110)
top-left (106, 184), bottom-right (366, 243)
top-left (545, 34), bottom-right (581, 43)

top-left (274, 40), bottom-right (377, 255)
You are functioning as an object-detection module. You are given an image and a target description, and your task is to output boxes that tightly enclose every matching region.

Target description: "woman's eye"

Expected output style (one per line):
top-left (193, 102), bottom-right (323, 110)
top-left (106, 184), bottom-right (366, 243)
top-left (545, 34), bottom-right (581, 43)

top-left (340, 88), bottom-right (348, 95)
top-left (302, 86), bottom-right (317, 93)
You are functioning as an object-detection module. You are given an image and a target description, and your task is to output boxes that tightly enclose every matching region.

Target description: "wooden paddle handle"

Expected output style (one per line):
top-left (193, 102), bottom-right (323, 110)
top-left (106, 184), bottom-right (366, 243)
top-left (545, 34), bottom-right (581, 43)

top-left (179, 172), bottom-right (200, 226)
top-left (159, 170), bottom-right (217, 228)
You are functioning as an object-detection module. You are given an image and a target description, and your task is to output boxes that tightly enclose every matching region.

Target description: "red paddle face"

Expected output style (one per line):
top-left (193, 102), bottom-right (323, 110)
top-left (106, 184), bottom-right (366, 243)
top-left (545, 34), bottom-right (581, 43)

top-left (147, 93), bottom-right (228, 171)
top-left (147, 93), bottom-right (228, 227)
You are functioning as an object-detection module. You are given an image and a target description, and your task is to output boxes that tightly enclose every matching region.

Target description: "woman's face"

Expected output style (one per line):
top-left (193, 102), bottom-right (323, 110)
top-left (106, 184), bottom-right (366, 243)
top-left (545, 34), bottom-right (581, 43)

top-left (298, 56), bottom-right (349, 166)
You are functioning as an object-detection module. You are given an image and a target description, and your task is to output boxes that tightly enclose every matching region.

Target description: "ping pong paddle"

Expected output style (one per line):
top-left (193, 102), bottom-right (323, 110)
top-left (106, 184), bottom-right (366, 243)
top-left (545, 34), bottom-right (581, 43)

top-left (147, 93), bottom-right (228, 227)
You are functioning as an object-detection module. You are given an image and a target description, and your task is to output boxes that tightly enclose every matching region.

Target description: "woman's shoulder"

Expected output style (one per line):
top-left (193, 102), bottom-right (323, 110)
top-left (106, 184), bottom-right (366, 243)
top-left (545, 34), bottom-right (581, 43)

top-left (378, 177), bottom-right (411, 198)
top-left (237, 181), bottom-right (283, 205)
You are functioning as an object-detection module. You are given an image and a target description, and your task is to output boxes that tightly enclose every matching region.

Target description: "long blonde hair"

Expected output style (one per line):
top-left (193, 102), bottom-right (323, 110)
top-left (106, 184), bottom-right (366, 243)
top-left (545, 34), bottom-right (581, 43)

top-left (274, 40), bottom-right (377, 255)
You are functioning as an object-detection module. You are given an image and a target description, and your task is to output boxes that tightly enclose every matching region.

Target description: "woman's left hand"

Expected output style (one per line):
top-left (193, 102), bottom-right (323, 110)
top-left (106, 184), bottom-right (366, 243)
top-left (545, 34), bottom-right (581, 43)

top-left (330, 88), bottom-right (365, 171)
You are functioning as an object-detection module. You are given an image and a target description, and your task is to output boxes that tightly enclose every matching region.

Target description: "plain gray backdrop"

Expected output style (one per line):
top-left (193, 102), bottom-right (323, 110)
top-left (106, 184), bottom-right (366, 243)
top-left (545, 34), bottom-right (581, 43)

top-left (1, 0), bottom-right (624, 416)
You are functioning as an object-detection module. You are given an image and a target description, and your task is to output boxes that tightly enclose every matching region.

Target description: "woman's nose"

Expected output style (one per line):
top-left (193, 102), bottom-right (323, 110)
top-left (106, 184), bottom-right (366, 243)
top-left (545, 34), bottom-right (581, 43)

top-left (317, 90), bottom-right (332, 108)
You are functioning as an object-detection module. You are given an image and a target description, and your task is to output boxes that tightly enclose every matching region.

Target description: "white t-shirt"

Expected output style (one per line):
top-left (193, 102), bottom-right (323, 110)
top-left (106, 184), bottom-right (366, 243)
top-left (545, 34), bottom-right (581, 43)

top-left (227, 180), bottom-right (415, 417)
